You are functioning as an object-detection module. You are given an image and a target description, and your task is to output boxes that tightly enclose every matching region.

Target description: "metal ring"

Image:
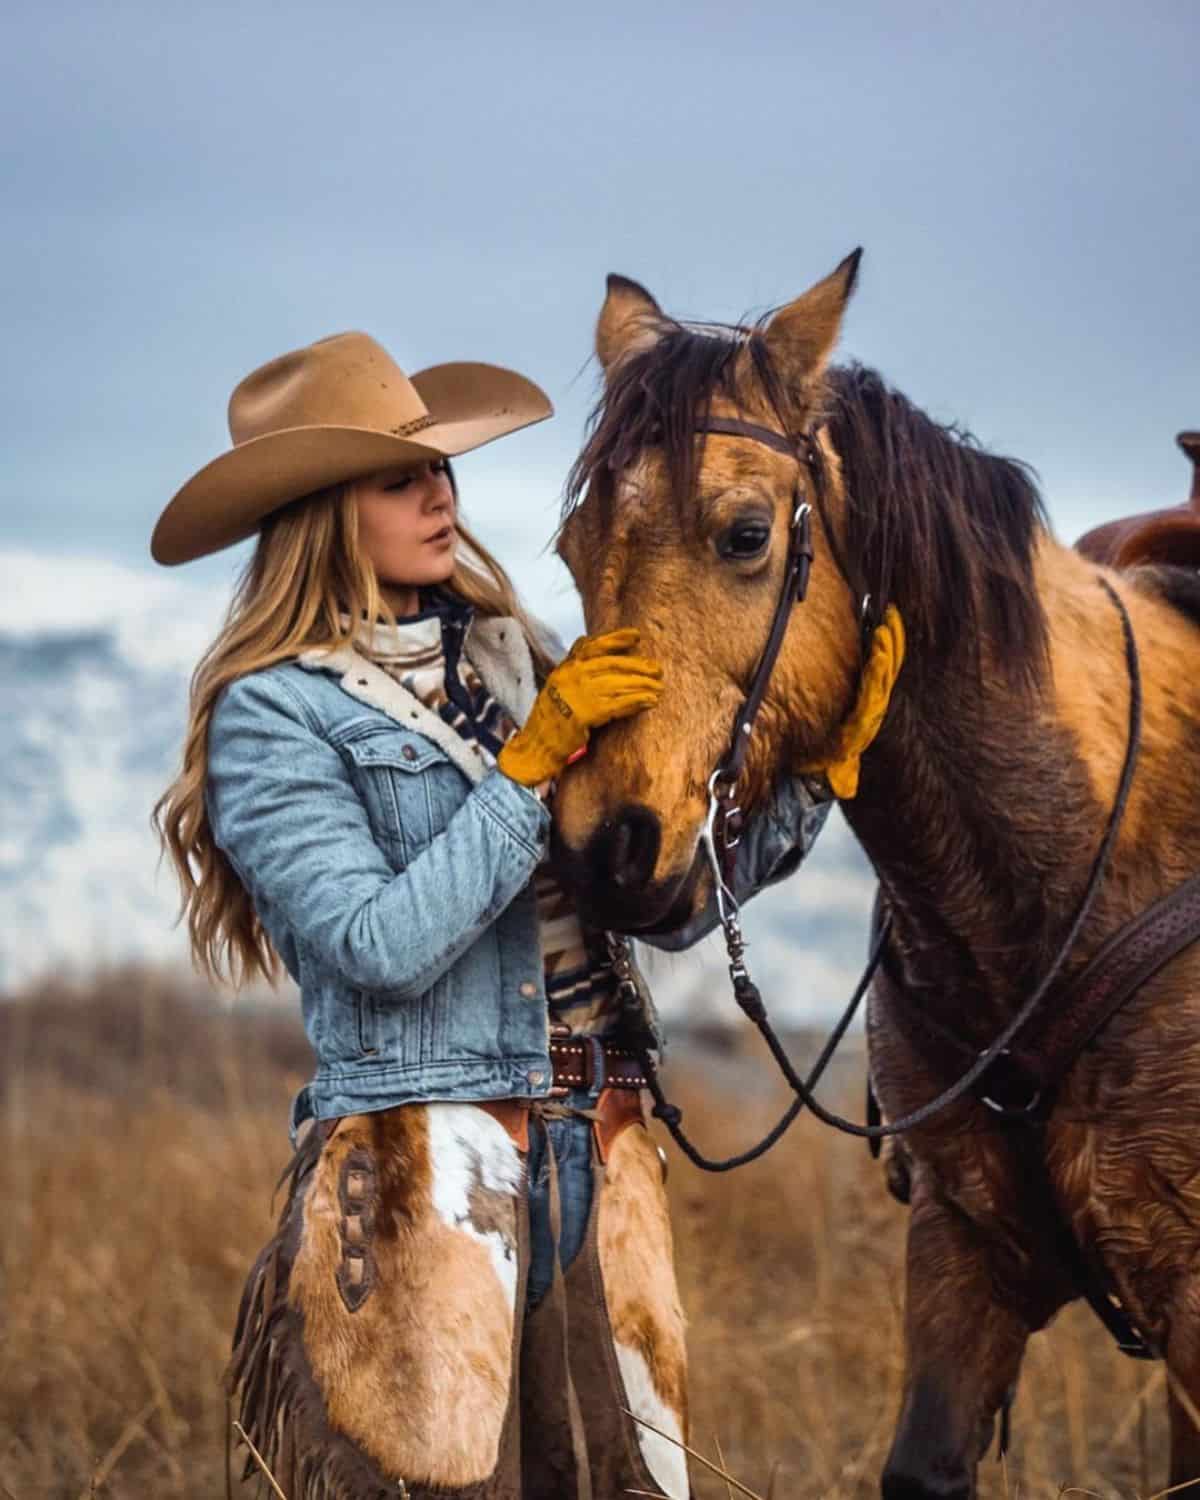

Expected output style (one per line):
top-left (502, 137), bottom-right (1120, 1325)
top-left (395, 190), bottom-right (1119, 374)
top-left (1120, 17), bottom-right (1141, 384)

top-left (979, 1048), bottom-right (1043, 1116)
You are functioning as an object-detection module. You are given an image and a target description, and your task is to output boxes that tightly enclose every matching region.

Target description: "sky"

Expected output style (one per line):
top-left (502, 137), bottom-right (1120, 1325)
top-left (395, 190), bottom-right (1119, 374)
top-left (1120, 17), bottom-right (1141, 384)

top-left (2, 0), bottom-right (1197, 642)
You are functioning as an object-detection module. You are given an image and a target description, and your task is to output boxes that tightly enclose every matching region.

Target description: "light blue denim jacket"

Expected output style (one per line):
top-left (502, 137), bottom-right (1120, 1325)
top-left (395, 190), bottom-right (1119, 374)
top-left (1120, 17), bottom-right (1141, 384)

top-left (205, 610), bottom-right (830, 1130)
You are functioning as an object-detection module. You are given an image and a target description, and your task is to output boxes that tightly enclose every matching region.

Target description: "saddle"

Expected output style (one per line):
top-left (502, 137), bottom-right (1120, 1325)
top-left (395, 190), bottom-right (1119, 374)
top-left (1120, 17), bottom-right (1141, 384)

top-left (1076, 431), bottom-right (1200, 567)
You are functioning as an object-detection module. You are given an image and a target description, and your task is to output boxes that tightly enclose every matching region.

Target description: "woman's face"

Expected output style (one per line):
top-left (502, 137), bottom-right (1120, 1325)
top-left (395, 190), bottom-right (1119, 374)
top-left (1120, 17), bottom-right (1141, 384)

top-left (353, 460), bottom-right (458, 595)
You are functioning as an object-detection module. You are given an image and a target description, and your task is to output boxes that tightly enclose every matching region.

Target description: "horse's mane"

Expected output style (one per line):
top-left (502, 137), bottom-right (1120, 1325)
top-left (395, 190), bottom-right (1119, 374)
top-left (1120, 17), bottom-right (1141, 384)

top-left (825, 364), bottom-right (1049, 676)
top-left (565, 319), bottom-right (1050, 680)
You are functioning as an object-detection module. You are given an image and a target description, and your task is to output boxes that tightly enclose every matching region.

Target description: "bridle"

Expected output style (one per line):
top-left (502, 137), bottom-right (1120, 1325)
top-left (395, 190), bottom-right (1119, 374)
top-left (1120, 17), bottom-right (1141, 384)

top-left (627, 413), bottom-right (1145, 1173)
top-left (695, 417), bottom-right (821, 975)
top-left (628, 412), bottom-right (895, 1171)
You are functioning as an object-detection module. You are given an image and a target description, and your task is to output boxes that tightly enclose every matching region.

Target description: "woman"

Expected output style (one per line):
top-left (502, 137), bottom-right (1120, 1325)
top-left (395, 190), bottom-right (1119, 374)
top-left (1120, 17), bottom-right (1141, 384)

top-left (153, 329), bottom-right (830, 1499)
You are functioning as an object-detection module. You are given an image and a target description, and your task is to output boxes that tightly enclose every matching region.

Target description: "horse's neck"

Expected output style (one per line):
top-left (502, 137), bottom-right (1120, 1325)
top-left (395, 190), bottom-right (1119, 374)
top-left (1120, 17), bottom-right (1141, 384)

top-left (839, 538), bottom-right (1200, 1032)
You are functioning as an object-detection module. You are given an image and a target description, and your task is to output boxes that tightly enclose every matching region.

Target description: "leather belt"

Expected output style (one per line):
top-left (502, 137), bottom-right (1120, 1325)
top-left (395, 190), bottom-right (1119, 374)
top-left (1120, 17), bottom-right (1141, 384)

top-left (480, 1034), bottom-right (651, 1164)
top-left (548, 1035), bottom-right (649, 1095)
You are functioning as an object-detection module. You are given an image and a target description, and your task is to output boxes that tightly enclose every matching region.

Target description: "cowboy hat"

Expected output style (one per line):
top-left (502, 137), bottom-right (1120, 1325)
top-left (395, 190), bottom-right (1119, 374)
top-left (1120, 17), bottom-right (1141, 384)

top-left (150, 331), bottom-right (553, 565)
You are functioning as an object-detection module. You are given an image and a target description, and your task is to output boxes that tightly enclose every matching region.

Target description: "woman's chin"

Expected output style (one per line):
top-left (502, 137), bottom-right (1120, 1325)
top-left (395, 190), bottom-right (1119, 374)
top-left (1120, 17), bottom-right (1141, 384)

top-left (428, 548), bottom-right (459, 582)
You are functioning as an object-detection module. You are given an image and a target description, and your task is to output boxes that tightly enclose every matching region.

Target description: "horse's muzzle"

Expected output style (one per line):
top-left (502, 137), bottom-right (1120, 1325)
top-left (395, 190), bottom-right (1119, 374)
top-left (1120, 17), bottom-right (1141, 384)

top-left (549, 803), bottom-right (701, 933)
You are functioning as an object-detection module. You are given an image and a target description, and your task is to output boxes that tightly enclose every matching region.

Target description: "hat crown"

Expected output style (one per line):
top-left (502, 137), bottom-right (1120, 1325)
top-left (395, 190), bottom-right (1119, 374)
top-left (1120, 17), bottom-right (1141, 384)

top-left (227, 331), bottom-right (432, 446)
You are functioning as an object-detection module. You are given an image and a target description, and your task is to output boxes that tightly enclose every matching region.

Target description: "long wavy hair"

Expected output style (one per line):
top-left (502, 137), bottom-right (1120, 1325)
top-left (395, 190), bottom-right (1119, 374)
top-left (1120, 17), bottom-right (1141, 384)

top-left (153, 465), bottom-right (554, 989)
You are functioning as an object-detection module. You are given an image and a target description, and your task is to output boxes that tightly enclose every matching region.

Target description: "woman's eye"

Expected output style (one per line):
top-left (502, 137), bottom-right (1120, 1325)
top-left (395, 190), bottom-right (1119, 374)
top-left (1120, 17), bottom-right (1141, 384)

top-left (385, 461), bottom-right (448, 491)
top-left (717, 520), bottom-right (772, 561)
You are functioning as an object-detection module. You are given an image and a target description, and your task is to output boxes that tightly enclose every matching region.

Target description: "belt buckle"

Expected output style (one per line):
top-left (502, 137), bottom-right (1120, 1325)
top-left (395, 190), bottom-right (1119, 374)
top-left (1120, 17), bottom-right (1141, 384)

top-left (548, 1030), bottom-right (609, 1098)
top-left (586, 1035), bottom-right (607, 1096)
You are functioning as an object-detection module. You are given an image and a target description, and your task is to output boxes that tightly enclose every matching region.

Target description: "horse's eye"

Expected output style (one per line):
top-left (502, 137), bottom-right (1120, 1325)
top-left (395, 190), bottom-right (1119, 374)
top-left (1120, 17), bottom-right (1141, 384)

top-left (717, 519), bottom-right (772, 562)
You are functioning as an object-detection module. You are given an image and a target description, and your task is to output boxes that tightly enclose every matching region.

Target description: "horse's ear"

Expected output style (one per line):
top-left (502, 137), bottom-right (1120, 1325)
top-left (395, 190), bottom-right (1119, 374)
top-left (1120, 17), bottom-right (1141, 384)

top-left (596, 273), bottom-right (666, 373)
top-left (763, 248), bottom-right (862, 382)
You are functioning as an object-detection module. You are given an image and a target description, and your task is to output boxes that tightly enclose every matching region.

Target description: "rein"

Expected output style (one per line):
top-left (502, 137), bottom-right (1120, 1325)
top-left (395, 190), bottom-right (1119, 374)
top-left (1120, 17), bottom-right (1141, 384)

top-left (633, 415), bottom-right (1144, 1167)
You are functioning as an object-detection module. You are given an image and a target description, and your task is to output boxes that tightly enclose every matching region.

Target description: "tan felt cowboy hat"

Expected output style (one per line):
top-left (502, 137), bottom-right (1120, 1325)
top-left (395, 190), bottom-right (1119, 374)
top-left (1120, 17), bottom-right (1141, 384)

top-left (151, 331), bottom-right (553, 565)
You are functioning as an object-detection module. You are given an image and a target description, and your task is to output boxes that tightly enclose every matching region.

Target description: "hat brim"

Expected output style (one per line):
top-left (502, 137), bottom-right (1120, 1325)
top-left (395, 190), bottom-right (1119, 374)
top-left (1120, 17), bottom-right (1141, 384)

top-left (151, 361), bottom-right (552, 565)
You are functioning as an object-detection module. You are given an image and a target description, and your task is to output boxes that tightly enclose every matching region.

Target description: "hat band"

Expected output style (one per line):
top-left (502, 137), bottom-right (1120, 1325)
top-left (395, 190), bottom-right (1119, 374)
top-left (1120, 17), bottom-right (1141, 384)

top-left (391, 414), bottom-right (436, 438)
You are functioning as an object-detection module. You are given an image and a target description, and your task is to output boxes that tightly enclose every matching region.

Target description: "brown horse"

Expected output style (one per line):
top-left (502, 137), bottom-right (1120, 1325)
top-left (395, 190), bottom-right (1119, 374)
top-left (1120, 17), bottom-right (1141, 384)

top-left (551, 253), bottom-right (1200, 1497)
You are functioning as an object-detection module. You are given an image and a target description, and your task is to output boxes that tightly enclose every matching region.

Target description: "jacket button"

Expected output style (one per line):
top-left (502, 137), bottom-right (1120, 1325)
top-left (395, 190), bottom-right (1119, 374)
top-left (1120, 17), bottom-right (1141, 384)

top-left (526, 1069), bottom-right (545, 1088)
top-left (402, 745), bottom-right (417, 762)
top-left (519, 981), bottom-right (538, 998)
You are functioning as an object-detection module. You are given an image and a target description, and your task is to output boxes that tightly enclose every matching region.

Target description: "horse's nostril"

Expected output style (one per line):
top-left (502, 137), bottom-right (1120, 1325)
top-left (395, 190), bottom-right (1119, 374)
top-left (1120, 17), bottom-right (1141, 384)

top-left (592, 804), bottom-right (661, 893)
top-left (611, 822), bottom-right (633, 884)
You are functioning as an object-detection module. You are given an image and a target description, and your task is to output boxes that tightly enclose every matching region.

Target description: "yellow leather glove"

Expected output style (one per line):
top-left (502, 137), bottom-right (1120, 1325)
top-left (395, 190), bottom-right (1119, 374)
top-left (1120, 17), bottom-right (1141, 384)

top-left (800, 604), bottom-right (906, 799)
top-left (497, 628), bottom-right (664, 787)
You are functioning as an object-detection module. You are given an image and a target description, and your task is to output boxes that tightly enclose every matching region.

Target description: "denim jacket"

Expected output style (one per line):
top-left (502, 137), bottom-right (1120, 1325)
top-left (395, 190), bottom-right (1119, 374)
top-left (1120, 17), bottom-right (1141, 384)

top-left (205, 611), bottom-right (830, 1130)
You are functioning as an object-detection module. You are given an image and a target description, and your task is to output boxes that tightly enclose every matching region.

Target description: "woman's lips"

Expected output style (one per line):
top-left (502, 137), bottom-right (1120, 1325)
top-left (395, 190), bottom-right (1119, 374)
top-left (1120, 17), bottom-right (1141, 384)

top-left (426, 525), bottom-right (455, 547)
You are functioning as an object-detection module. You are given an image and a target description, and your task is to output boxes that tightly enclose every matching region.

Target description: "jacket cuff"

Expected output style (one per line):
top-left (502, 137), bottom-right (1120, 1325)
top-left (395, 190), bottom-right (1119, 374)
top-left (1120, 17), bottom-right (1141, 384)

top-left (474, 766), bottom-right (552, 859)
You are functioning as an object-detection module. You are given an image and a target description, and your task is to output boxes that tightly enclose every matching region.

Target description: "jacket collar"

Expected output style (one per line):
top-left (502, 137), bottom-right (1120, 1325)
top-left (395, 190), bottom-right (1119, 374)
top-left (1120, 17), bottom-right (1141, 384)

top-left (295, 613), bottom-right (539, 785)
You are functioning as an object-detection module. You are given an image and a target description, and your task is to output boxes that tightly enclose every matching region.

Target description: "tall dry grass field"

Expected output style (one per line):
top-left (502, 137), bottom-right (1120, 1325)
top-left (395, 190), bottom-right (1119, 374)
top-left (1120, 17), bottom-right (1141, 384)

top-left (0, 971), bottom-right (1169, 1498)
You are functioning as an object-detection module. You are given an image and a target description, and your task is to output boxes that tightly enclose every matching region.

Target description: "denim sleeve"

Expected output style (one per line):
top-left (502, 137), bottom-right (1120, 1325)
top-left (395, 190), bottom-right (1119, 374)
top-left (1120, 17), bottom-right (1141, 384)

top-left (639, 776), bottom-right (833, 952)
top-left (206, 670), bottom-right (550, 997)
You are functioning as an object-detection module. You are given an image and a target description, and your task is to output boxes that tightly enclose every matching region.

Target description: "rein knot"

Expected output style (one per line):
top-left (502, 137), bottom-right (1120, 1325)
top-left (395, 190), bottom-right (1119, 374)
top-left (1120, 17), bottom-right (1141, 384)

top-left (733, 975), bottom-right (767, 1023)
top-left (651, 1100), bottom-right (684, 1128)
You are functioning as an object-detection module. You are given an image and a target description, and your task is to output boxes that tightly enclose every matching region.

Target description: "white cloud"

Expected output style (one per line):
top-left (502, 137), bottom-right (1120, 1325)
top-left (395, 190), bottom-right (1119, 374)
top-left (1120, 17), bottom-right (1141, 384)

top-left (0, 547), bottom-right (230, 673)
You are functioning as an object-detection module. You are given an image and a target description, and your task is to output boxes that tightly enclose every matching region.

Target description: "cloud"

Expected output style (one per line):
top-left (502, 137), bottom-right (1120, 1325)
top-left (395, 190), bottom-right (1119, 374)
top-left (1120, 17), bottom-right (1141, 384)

top-left (0, 547), bottom-right (230, 673)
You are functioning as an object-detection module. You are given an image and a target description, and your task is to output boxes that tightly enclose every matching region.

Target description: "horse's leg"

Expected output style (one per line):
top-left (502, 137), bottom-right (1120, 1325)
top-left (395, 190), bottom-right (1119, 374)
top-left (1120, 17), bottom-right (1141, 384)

top-left (1166, 1279), bottom-right (1200, 1485)
top-left (882, 1180), bottom-right (1032, 1500)
top-left (1167, 1384), bottom-right (1200, 1487)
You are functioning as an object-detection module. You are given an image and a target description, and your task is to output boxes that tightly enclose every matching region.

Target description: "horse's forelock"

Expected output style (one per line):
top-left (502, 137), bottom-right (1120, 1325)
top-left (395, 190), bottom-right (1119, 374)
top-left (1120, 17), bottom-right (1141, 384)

top-left (563, 318), bottom-right (788, 532)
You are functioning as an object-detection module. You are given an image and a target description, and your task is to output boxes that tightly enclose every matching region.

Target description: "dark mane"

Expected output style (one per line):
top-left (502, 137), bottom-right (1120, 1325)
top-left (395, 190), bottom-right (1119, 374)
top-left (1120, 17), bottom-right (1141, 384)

top-left (825, 364), bottom-right (1049, 676)
top-left (566, 324), bottom-right (1050, 679)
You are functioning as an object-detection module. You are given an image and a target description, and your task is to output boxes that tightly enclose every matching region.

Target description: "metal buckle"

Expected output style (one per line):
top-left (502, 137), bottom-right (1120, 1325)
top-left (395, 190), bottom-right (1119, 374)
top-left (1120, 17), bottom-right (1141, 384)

top-left (702, 769), bottom-right (742, 929)
top-left (602, 932), bottom-right (642, 1013)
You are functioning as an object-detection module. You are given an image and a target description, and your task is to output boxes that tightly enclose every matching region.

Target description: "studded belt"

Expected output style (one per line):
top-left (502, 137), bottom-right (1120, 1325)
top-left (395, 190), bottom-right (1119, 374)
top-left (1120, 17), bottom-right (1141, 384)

top-left (548, 1030), bottom-right (649, 1095)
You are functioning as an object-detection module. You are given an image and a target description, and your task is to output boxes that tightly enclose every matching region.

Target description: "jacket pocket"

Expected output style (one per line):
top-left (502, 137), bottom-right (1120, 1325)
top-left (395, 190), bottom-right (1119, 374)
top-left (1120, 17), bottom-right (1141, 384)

top-left (340, 726), bottom-right (456, 866)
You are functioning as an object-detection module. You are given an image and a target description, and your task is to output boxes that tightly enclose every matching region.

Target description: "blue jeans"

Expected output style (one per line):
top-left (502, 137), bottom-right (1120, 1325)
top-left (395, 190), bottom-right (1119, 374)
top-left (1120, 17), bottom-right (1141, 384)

top-left (525, 1075), bottom-right (604, 1309)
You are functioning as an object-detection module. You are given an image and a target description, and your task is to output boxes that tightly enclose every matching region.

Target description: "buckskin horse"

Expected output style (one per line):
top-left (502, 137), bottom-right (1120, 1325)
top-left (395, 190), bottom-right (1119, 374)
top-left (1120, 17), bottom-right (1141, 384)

top-left (550, 251), bottom-right (1200, 1496)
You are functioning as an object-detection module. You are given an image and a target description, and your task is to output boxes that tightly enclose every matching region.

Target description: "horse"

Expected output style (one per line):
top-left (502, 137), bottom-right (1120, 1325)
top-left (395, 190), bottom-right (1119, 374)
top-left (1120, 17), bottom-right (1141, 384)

top-left (549, 251), bottom-right (1200, 1497)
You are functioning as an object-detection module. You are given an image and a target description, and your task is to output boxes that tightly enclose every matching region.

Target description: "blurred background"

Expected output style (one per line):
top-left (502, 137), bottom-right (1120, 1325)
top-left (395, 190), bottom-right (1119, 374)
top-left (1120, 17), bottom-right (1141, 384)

top-left (1, 0), bottom-right (1196, 1017)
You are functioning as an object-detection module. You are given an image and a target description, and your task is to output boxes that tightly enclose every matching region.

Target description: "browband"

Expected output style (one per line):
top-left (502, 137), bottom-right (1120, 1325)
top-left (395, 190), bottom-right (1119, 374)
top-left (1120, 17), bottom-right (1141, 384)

top-left (698, 416), bottom-right (811, 460)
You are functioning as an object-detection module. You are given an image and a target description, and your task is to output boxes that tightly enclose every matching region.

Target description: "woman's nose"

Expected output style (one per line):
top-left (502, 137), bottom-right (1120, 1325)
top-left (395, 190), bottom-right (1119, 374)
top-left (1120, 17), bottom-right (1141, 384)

top-left (425, 469), bottom-right (454, 510)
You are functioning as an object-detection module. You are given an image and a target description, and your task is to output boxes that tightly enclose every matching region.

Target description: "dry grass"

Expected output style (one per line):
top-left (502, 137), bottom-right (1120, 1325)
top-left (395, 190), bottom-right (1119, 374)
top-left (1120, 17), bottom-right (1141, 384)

top-left (0, 970), bottom-right (1170, 1498)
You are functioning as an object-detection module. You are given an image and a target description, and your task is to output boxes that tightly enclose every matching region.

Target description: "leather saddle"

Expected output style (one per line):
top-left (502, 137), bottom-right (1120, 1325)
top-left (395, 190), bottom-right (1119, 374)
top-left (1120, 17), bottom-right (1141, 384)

top-left (1076, 432), bottom-right (1200, 567)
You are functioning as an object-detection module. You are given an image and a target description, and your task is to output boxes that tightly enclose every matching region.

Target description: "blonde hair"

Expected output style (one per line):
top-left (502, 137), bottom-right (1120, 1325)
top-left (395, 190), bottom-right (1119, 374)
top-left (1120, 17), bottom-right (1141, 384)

top-left (153, 474), bottom-right (554, 989)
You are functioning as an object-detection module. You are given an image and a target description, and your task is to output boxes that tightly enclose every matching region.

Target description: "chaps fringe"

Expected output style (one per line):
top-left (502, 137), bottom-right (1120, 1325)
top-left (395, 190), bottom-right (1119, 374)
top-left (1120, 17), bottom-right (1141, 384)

top-left (224, 1129), bottom-right (407, 1500)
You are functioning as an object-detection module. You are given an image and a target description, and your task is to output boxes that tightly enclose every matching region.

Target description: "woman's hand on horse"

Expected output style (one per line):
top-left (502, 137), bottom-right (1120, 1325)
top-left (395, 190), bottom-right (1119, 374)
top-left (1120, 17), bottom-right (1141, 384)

top-left (497, 629), bottom-right (663, 787)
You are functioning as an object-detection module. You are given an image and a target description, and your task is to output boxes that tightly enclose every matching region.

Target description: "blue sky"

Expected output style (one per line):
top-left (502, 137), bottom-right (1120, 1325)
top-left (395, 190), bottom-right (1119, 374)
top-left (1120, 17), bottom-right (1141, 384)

top-left (2, 0), bottom-right (1196, 638)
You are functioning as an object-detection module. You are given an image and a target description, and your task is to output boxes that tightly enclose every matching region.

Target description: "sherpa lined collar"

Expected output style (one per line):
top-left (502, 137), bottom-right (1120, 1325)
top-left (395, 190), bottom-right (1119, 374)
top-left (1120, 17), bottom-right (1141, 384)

top-left (296, 612), bottom-right (539, 785)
